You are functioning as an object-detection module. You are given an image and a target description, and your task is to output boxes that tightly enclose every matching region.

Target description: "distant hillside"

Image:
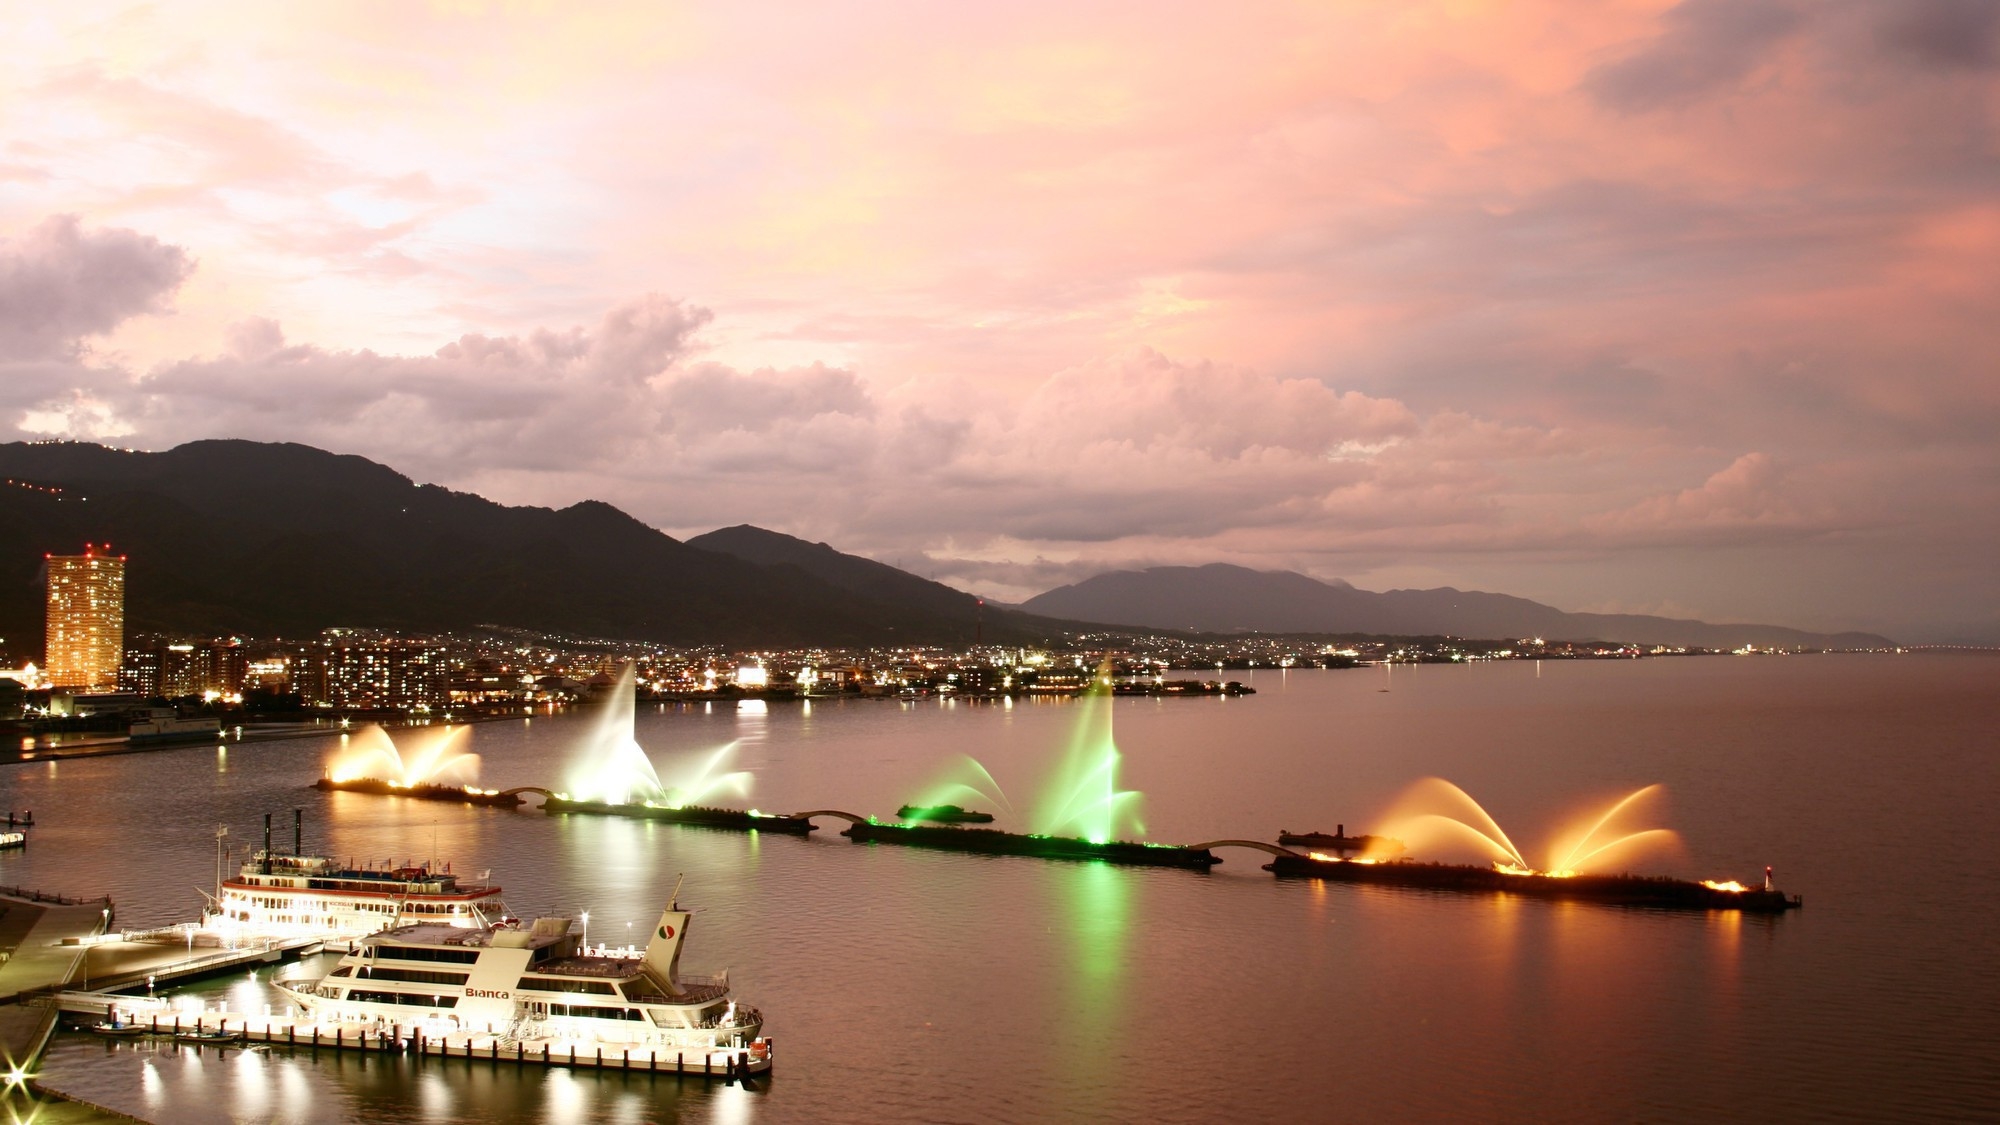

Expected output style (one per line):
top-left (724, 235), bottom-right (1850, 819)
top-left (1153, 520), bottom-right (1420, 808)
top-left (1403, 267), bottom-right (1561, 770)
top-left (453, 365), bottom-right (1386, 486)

top-left (0, 440), bottom-right (1053, 648)
top-left (1022, 564), bottom-right (1892, 649)
top-left (686, 525), bottom-right (986, 620)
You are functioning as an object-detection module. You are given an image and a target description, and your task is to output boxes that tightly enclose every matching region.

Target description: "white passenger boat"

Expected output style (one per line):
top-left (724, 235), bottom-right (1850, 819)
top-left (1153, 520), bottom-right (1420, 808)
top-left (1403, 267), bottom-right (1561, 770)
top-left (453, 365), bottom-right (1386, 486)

top-left (204, 813), bottom-right (505, 947)
top-left (274, 889), bottom-right (767, 1062)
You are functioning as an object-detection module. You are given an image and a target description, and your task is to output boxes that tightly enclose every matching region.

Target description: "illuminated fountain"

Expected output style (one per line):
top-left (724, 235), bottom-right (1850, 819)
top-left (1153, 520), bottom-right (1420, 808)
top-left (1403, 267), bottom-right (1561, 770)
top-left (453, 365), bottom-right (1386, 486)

top-left (1374, 778), bottom-right (1677, 875)
top-left (1032, 679), bottom-right (1143, 845)
top-left (1264, 778), bottom-right (1799, 912)
top-left (544, 665), bottom-right (812, 834)
top-left (316, 725), bottom-right (518, 806)
top-left (838, 677), bottom-right (1217, 868)
top-left (563, 665), bottom-right (667, 805)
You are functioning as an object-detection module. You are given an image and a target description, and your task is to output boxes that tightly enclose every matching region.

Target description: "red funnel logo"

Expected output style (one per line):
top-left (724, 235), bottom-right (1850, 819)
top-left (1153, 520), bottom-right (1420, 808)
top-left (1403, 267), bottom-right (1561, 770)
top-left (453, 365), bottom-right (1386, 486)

top-left (658, 924), bottom-right (675, 939)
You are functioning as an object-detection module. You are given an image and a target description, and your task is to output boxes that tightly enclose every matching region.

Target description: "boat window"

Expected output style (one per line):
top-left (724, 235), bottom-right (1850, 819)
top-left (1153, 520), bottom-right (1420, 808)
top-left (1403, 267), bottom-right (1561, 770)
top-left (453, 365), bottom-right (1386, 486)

top-left (354, 966), bottom-right (468, 986)
top-left (371, 946), bottom-right (480, 965)
top-left (344, 990), bottom-right (459, 1009)
top-left (516, 976), bottom-right (617, 995)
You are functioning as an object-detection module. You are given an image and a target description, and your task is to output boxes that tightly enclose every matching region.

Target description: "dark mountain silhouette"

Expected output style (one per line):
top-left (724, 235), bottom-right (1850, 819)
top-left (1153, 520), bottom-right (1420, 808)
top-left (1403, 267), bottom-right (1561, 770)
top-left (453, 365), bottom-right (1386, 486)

top-left (686, 524), bottom-right (986, 621)
top-left (0, 440), bottom-right (1054, 648)
top-left (1021, 564), bottom-right (1891, 649)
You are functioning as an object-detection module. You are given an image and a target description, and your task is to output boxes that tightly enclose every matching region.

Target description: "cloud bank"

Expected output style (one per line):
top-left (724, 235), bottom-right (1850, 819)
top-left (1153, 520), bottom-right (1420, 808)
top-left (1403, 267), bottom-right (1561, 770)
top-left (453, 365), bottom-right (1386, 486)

top-left (3, 0), bottom-right (1997, 639)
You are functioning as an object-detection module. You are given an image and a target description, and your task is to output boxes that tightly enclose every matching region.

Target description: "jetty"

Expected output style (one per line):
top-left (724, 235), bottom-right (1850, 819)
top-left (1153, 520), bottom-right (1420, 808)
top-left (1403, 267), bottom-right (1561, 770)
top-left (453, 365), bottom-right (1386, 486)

top-left (58, 1008), bottom-right (769, 1080)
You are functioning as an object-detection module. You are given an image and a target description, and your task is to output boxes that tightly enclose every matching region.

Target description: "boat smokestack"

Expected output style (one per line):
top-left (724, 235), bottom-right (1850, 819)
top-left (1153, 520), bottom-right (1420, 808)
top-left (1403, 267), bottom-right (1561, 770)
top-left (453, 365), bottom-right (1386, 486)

top-left (294, 808), bottom-right (302, 857)
top-left (262, 813), bottom-right (272, 874)
top-left (644, 888), bottom-right (694, 996)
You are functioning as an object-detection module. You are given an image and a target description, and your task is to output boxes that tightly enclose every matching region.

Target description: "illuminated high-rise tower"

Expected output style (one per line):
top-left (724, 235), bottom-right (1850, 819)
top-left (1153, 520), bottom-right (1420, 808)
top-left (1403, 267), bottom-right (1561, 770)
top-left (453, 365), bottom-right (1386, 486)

top-left (45, 543), bottom-right (126, 691)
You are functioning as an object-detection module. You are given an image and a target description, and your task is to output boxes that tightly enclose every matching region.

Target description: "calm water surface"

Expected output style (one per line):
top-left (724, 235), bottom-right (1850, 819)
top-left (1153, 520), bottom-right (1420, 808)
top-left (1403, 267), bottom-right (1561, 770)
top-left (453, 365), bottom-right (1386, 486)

top-left (5, 654), bottom-right (1996, 1122)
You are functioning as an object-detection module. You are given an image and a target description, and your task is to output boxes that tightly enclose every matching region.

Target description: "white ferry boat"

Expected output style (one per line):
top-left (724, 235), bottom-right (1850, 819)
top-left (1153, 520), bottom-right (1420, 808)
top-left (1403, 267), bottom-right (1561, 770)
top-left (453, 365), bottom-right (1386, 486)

top-left (205, 814), bottom-right (505, 946)
top-left (275, 891), bottom-right (766, 1061)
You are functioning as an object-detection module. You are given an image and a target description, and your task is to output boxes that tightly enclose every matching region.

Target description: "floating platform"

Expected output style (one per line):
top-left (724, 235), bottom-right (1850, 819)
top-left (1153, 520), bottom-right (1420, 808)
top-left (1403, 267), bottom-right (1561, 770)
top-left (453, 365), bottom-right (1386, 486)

top-left (63, 1011), bottom-right (770, 1079)
top-left (843, 820), bottom-right (1220, 868)
top-left (540, 797), bottom-right (817, 835)
top-left (1264, 853), bottom-right (1801, 912)
top-left (896, 804), bottom-right (995, 823)
top-left (314, 777), bottom-right (523, 807)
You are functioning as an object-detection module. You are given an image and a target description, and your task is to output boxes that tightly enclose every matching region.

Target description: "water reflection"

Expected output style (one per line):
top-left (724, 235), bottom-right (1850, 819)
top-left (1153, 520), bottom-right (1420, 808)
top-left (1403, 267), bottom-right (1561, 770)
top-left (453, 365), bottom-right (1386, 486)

top-left (1053, 861), bottom-right (1130, 1116)
top-left (41, 1033), bottom-right (767, 1124)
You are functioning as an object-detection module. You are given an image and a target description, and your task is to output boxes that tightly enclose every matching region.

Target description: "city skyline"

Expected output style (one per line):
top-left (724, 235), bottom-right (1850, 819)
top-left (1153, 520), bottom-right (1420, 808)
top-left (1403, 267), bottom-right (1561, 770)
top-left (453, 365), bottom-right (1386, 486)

top-left (2, 3), bottom-right (1996, 643)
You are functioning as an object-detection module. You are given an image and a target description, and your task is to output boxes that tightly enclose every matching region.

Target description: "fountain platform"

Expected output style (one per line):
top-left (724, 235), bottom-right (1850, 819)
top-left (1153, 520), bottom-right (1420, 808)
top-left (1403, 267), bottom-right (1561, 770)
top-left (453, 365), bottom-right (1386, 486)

top-left (540, 797), bottom-right (817, 835)
top-left (841, 820), bottom-right (1221, 868)
top-left (314, 777), bottom-right (523, 807)
top-left (1264, 853), bottom-right (1801, 912)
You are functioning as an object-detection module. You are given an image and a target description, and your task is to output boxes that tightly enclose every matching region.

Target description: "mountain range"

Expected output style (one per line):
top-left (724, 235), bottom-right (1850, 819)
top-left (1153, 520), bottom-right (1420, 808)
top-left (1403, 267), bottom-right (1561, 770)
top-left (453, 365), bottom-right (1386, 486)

top-left (1022, 564), bottom-right (1891, 649)
top-left (0, 440), bottom-right (1049, 649)
top-left (0, 439), bottom-right (1889, 651)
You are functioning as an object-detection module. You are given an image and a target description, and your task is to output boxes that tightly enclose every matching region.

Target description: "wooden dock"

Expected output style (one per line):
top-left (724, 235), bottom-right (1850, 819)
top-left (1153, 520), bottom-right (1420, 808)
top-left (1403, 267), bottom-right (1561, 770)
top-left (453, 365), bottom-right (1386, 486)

top-left (69, 1010), bottom-right (772, 1080)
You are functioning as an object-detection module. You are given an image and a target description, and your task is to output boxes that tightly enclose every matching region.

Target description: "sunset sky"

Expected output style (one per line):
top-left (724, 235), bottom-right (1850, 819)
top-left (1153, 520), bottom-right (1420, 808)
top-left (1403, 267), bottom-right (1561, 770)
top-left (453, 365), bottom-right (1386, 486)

top-left (3, 1), bottom-right (1995, 640)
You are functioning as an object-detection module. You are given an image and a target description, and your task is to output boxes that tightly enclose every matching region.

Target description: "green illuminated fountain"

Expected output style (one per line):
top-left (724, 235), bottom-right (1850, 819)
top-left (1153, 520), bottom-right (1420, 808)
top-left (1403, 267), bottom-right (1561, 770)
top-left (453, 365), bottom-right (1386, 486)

top-left (1032, 675), bottom-right (1143, 845)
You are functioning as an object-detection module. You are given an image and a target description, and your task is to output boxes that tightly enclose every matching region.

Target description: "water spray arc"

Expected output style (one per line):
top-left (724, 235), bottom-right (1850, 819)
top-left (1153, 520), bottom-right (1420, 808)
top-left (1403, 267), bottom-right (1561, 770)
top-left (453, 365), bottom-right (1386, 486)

top-left (1033, 672), bottom-right (1143, 845)
top-left (908, 755), bottom-right (1014, 817)
top-left (563, 664), bottom-right (752, 809)
top-left (327, 724), bottom-right (479, 788)
top-left (1378, 777), bottom-right (1678, 876)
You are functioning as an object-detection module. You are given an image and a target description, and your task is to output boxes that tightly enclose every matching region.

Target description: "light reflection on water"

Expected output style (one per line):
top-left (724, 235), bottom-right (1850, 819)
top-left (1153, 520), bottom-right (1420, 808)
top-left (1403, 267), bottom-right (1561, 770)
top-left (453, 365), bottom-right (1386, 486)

top-left (5, 656), bottom-right (1996, 1121)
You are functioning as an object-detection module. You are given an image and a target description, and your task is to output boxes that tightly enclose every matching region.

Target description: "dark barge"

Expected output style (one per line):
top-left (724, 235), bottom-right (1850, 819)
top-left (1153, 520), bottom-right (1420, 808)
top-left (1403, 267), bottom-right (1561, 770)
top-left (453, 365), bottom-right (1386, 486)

top-left (843, 820), bottom-right (1220, 868)
top-left (314, 777), bottom-right (523, 807)
top-left (895, 804), bottom-right (995, 823)
top-left (1264, 853), bottom-right (1801, 913)
top-left (540, 796), bottom-right (818, 835)
top-left (1277, 824), bottom-right (1402, 854)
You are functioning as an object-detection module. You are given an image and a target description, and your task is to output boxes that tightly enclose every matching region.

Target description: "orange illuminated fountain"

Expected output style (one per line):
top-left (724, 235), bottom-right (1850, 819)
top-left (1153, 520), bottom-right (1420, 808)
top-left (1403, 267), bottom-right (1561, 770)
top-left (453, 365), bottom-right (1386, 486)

top-left (315, 724), bottom-right (521, 806)
top-left (1264, 778), bottom-right (1800, 912)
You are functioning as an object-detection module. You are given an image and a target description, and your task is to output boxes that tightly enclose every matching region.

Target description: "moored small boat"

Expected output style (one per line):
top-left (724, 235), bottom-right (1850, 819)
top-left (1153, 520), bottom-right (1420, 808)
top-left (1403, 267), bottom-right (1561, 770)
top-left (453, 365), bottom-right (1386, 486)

top-left (1277, 825), bottom-right (1402, 855)
top-left (175, 1026), bottom-right (244, 1044)
top-left (896, 803), bottom-right (995, 823)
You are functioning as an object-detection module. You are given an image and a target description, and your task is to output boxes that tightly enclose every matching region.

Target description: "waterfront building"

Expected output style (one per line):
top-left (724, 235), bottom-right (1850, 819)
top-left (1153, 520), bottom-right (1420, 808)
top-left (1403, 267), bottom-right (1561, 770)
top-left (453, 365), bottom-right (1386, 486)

top-left (120, 639), bottom-right (249, 699)
top-left (44, 544), bottom-right (125, 690)
top-left (303, 637), bottom-right (450, 710)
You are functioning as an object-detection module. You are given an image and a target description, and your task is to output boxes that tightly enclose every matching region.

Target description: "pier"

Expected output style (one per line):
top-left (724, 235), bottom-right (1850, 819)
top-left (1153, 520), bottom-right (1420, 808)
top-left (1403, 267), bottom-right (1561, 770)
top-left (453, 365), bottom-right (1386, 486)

top-left (57, 1008), bottom-right (770, 1080)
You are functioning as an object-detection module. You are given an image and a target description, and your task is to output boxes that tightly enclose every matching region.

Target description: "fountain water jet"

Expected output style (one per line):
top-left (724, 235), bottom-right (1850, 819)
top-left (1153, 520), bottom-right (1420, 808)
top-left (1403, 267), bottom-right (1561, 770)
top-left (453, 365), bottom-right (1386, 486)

top-left (1033, 672), bottom-right (1143, 845)
top-left (1376, 778), bottom-right (1679, 875)
top-left (1379, 778), bottom-right (1529, 867)
top-left (564, 665), bottom-right (666, 805)
top-left (656, 743), bottom-right (752, 810)
top-left (326, 724), bottom-right (479, 787)
top-left (1548, 784), bottom-right (1681, 875)
top-left (908, 755), bottom-right (1013, 817)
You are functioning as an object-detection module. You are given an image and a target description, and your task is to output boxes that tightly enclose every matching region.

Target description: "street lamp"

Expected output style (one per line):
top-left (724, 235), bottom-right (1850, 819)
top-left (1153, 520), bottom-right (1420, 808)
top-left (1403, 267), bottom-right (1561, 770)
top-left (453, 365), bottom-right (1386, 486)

top-left (580, 911), bottom-right (589, 947)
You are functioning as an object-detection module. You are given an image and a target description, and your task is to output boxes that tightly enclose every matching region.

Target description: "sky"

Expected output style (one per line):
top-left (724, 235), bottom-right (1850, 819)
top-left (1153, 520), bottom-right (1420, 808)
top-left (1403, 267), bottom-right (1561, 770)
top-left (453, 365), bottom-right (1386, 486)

top-left (1, 1), bottom-right (1995, 642)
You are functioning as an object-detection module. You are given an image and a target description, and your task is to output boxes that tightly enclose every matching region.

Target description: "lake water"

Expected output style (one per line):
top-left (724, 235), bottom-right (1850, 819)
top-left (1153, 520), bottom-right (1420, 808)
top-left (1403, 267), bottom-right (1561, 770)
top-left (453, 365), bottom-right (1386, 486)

top-left (7, 654), bottom-right (1997, 1122)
